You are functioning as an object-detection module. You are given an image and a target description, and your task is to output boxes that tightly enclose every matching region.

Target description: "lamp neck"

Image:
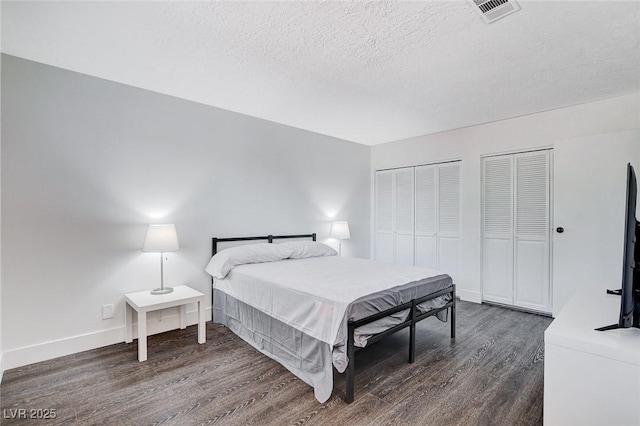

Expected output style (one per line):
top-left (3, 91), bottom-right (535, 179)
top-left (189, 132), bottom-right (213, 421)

top-left (160, 252), bottom-right (165, 289)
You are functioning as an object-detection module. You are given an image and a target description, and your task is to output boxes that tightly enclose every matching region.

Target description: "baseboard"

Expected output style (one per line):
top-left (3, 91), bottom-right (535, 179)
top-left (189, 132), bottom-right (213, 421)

top-left (2, 307), bottom-right (212, 371)
top-left (457, 289), bottom-right (482, 304)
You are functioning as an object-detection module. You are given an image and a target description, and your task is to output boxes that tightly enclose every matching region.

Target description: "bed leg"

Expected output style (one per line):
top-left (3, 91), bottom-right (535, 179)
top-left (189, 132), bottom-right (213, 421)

top-left (346, 321), bottom-right (355, 403)
top-left (451, 288), bottom-right (456, 339)
top-left (409, 299), bottom-right (416, 363)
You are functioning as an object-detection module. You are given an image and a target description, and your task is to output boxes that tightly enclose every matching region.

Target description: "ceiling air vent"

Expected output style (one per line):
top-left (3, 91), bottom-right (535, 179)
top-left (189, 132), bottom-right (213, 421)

top-left (469, 0), bottom-right (521, 24)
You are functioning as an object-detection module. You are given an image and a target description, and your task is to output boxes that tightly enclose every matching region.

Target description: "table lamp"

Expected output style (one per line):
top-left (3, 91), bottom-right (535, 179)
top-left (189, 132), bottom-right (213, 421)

top-left (330, 221), bottom-right (351, 256)
top-left (142, 224), bottom-right (180, 295)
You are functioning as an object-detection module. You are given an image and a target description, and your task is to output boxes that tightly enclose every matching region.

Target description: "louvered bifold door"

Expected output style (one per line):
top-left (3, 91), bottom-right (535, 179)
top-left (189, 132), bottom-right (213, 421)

top-left (415, 165), bottom-right (437, 268)
top-left (482, 156), bottom-right (514, 305)
top-left (437, 163), bottom-right (461, 282)
top-left (375, 170), bottom-right (394, 263)
top-left (513, 151), bottom-right (550, 312)
top-left (394, 167), bottom-right (415, 265)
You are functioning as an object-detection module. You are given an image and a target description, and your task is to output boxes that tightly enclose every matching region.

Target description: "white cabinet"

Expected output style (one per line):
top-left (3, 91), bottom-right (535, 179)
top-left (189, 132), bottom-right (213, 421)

top-left (375, 162), bottom-right (460, 276)
top-left (544, 288), bottom-right (640, 425)
top-left (375, 167), bottom-right (415, 265)
top-left (482, 150), bottom-right (551, 313)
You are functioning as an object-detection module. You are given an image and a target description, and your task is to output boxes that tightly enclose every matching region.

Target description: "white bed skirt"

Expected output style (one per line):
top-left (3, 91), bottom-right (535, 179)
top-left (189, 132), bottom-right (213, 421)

top-left (213, 288), bottom-right (451, 403)
top-left (213, 289), bottom-right (335, 402)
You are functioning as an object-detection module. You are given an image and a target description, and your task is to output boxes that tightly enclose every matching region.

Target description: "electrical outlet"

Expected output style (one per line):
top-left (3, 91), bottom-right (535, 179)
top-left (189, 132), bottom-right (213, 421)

top-left (102, 304), bottom-right (114, 320)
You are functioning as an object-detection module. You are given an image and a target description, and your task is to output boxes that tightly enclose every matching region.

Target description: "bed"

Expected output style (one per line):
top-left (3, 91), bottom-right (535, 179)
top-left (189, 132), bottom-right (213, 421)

top-left (206, 233), bottom-right (456, 403)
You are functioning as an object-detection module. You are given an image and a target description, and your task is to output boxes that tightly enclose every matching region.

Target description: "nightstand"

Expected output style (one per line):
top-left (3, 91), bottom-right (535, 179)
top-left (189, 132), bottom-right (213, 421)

top-left (124, 285), bottom-right (206, 361)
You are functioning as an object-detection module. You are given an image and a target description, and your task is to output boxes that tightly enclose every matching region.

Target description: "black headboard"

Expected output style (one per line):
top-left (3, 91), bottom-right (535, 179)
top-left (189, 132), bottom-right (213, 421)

top-left (211, 233), bottom-right (316, 256)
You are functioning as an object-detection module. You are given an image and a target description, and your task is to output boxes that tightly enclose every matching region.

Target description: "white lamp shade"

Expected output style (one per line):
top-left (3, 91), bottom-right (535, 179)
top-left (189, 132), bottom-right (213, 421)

top-left (142, 224), bottom-right (180, 253)
top-left (330, 221), bottom-right (351, 240)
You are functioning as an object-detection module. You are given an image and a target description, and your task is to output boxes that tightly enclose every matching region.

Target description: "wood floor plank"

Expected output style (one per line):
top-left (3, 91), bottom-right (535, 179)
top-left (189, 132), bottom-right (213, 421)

top-left (284, 394), bottom-right (347, 426)
top-left (322, 393), bottom-right (394, 426)
top-left (84, 377), bottom-right (204, 425)
top-left (370, 307), bottom-right (550, 425)
top-left (169, 364), bottom-right (296, 425)
top-left (0, 301), bottom-right (551, 426)
top-left (365, 304), bottom-right (508, 407)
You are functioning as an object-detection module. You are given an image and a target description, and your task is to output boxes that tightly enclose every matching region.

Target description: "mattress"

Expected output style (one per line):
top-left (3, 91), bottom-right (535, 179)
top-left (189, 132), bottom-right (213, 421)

top-left (211, 256), bottom-right (452, 402)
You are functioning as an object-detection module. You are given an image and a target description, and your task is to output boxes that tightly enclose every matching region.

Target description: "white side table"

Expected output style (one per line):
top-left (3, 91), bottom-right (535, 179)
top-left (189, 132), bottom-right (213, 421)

top-left (124, 285), bottom-right (206, 361)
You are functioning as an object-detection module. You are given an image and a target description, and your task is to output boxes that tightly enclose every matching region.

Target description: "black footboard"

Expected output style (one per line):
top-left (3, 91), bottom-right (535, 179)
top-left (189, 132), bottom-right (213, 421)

top-left (345, 284), bottom-right (456, 403)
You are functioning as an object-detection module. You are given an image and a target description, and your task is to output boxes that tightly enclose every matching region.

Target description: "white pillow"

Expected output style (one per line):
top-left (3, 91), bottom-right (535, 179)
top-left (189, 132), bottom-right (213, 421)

top-left (279, 241), bottom-right (337, 259)
top-left (205, 243), bottom-right (293, 279)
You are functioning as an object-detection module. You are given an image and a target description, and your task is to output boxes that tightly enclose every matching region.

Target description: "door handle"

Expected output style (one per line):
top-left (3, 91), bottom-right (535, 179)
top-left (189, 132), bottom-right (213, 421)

top-left (556, 227), bottom-right (564, 233)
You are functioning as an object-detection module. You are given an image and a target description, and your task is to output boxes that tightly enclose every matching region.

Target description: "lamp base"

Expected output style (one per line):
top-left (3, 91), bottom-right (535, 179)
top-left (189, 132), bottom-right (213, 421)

top-left (150, 287), bottom-right (174, 295)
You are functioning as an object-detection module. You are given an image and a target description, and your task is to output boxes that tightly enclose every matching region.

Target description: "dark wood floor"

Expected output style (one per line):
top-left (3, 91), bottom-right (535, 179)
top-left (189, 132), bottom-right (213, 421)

top-left (1, 301), bottom-right (552, 425)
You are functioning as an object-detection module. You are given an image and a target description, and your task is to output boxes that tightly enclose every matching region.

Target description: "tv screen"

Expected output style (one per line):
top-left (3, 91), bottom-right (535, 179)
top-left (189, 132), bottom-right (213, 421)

top-left (597, 163), bottom-right (640, 331)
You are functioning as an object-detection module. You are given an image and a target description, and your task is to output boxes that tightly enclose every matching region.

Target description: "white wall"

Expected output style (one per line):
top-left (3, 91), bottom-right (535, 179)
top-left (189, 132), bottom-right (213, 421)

top-left (372, 93), bottom-right (640, 315)
top-left (1, 55), bottom-right (371, 368)
top-left (553, 130), bottom-right (639, 314)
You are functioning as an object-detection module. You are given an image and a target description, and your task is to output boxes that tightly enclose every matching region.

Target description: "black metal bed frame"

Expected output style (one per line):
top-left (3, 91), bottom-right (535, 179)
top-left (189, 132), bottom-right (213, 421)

top-left (210, 233), bottom-right (456, 403)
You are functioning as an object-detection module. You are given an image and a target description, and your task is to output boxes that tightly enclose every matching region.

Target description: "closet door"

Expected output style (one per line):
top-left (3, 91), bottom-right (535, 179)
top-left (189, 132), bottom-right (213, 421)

top-left (415, 165), bottom-right (437, 268)
top-left (375, 167), bottom-right (415, 265)
top-left (482, 150), bottom-right (552, 313)
top-left (394, 167), bottom-right (415, 265)
top-left (438, 163), bottom-right (461, 281)
top-left (513, 151), bottom-right (550, 311)
top-left (482, 155), bottom-right (515, 305)
top-left (375, 170), bottom-right (394, 263)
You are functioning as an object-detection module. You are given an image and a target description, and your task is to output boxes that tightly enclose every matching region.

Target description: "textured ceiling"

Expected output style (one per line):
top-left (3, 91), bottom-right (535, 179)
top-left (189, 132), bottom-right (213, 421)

top-left (2, 1), bottom-right (639, 145)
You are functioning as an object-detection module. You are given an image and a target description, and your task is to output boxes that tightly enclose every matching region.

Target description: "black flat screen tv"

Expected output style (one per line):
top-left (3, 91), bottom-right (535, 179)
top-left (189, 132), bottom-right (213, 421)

top-left (596, 163), bottom-right (640, 331)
